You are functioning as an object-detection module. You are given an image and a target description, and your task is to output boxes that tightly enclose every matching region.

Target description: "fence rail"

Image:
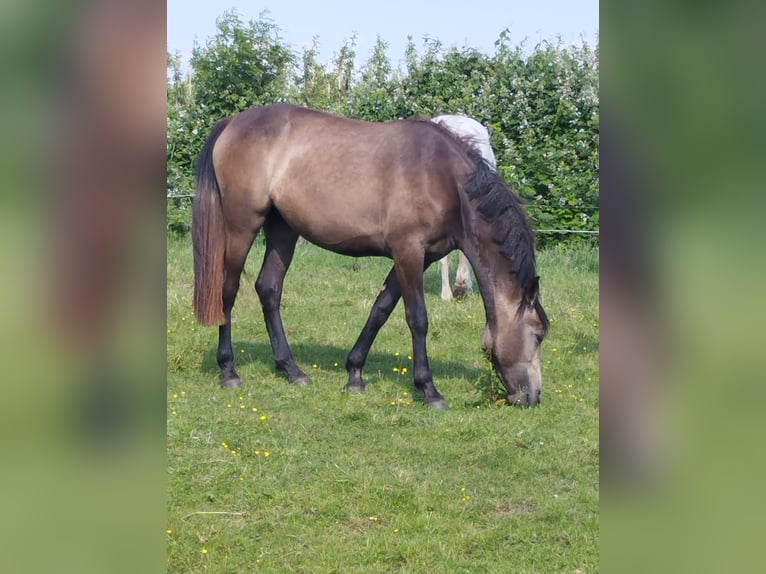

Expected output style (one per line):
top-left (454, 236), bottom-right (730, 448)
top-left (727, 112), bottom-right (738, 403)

top-left (536, 229), bottom-right (599, 235)
top-left (168, 195), bottom-right (599, 235)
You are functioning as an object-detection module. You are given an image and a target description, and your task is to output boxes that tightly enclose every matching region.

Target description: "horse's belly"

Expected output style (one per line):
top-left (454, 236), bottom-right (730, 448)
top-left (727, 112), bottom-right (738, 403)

top-left (271, 181), bottom-right (391, 255)
top-left (294, 219), bottom-right (389, 257)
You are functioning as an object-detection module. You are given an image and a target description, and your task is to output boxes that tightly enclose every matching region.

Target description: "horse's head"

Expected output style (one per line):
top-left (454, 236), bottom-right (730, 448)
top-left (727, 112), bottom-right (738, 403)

top-left (442, 127), bottom-right (548, 406)
top-left (481, 275), bottom-right (548, 406)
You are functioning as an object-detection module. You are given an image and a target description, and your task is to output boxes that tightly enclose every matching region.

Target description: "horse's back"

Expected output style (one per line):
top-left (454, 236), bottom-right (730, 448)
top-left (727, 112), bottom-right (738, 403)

top-left (212, 104), bottom-right (472, 257)
top-left (432, 114), bottom-right (496, 169)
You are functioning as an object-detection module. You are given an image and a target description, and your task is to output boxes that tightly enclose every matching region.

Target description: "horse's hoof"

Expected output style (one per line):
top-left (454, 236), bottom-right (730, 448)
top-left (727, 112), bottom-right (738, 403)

top-left (343, 382), bottom-right (365, 393)
top-left (425, 397), bottom-right (449, 410)
top-left (452, 284), bottom-right (469, 299)
top-left (291, 375), bottom-right (312, 387)
top-left (220, 377), bottom-right (243, 388)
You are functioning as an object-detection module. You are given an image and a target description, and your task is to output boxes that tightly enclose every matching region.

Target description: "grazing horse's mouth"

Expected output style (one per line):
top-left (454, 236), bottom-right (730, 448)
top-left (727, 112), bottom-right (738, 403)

top-left (499, 364), bottom-right (542, 407)
top-left (506, 387), bottom-right (541, 407)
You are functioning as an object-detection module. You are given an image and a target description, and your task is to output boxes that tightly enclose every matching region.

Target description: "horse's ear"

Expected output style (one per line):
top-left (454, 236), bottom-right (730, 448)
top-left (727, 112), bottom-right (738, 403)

top-left (524, 275), bottom-right (540, 304)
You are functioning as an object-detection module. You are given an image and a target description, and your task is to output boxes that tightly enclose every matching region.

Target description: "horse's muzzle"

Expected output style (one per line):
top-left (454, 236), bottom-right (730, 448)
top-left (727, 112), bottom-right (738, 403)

top-left (506, 387), bottom-right (541, 407)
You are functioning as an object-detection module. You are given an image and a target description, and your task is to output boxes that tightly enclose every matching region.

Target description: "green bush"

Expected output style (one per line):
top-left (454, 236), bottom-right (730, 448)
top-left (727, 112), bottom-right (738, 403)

top-left (167, 195), bottom-right (192, 236)
top-left (167, 12), bottom-right (599, 245)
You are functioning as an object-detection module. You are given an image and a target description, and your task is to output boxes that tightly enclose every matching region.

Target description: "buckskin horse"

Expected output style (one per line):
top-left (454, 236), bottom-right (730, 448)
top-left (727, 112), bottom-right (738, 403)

top-left (193, 104), bottom-right (548, 408)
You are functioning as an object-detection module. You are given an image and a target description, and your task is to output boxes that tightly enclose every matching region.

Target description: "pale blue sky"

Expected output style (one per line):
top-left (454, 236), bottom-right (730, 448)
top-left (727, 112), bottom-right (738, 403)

top-left (168, 0), bottom-right (598, 68)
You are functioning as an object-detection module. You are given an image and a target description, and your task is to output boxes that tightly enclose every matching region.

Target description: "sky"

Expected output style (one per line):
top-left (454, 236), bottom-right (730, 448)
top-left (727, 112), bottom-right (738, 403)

top-left (167, 0), bottom-right (599, 69)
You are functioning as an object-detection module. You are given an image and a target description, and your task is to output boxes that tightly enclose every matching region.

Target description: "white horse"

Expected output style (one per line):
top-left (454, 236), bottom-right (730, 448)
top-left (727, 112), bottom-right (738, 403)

top-left (431, 115), bottom-right (497, 300)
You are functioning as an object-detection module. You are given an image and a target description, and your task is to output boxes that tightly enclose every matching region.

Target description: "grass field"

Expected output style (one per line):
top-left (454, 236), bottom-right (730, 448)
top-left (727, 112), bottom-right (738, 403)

top-left (167, 235), bottom-right (599, 573)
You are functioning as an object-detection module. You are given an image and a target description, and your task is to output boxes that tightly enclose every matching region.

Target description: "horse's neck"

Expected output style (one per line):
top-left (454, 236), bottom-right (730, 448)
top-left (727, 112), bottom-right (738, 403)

top-left (460, 214), bottom-right (524, 325)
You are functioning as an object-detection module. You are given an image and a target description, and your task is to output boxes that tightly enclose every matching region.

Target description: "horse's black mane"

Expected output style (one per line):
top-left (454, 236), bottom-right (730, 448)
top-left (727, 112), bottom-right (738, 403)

top-left (423, 119), bottom-right (549, 333)
top-left (463, 146), bottom-right (536, 278)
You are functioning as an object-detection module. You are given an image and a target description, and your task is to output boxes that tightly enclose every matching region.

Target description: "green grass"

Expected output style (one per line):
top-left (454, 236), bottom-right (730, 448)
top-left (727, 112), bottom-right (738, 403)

top-left (167, 236), bottom-right (598, 573)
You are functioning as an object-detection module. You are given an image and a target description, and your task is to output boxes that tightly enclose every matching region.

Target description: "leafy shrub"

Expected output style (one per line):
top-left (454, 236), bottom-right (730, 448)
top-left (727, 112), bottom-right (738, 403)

top-left (167, 12), bottom-right (599, 245)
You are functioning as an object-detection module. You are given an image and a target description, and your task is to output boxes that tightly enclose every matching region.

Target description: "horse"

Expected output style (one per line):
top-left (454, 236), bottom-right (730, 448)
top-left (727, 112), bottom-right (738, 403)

top-left (192, 103), bottom-right (548, 408)
top-left (431, 115), bottom-right (497, 301)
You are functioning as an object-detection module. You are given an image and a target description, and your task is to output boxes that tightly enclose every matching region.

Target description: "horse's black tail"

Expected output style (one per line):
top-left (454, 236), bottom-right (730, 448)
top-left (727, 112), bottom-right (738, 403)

top-left (192, 116), bottom-right (233, 326)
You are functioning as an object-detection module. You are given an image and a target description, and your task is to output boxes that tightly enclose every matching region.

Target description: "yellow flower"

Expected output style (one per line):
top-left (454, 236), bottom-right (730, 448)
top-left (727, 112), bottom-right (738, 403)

top-left (201, 548), bottom-right (208, 555)
top-left (401, 367), bottom-right (408, 374)
top-left (264, 451), bottom-right (271, 457)
top-left (260, 414), bottom-right (267, 420)
top-left (369, 515), bottom-right (378, 521)
top-left (392, 367), bottom-right (399, 372)
top-left (166, 529), bottom-right (172, 534)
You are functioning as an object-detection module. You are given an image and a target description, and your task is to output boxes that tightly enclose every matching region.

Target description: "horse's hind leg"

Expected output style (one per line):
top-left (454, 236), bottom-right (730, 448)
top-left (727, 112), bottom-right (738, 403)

top-left (453, 251), bottom-right (472, 298)
top-left (345, 266), bottom-right (402, 393)
top-left (255, 212), bottom-right (310, 386)
top-left (439, 256), bottom-right (453, 300)
top-left (217, 229), bottom-right (259, 388)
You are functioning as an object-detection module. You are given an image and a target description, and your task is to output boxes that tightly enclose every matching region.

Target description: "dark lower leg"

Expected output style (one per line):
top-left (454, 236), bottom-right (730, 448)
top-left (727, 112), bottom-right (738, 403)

top-left (396, 259), bottom-right (448, 409)
top-left (405, 301), bottom-right (445, 407)
top-left (345, 267), bottom-right (401, 392)
top-left (255, 219), bottom-right (310, 385)
top-left (213, 222), bottom-right (263, 389)
top-left (217, 277), bottom-right (242, 387)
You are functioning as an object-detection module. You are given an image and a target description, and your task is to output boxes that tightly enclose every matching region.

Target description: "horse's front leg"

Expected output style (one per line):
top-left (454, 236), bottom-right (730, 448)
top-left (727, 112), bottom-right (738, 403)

top-left (395, 253), bottom-right (448, 409)
top-left (345, 266), bottom-right (401, 393)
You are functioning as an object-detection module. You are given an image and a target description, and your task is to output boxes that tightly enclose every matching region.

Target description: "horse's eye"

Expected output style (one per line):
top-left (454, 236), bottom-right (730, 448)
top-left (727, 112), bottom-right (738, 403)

top-left (535, 333), bottom-right (544, 345)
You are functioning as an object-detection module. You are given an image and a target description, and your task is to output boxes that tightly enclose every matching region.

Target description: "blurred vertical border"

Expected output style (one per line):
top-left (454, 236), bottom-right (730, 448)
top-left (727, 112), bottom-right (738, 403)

top-left (0, 0), bottom-right (166, 572)
top-left (602, 0), bottom-right (766, 572)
